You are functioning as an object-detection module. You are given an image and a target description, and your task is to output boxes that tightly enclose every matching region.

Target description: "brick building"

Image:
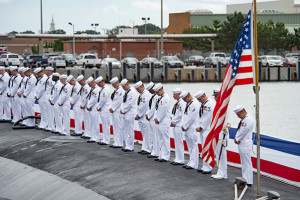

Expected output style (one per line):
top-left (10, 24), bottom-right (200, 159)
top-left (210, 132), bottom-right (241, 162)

top-left (63, 40), bottom-right (183, 60)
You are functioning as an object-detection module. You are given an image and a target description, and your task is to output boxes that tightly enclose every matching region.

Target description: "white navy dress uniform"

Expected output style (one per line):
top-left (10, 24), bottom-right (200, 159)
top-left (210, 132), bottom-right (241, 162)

top-left (146, 82), bottom-right (160, 157)
top-left (0, 67), bottom-right (11, 120)
top-left (70, 76), bottom-right (83, 135)
top-left (44, 68), bottom-right (55, 131)
top-left (171, 88), bottom-right (185, 164)
top-left (153, 83), bottom-right (171, 161)
top-left (34, 68), bottom-right (48, 129)
top-left (120, 79), bottom-right (138, 151)
top-left (86, 77), bottom-right (101, 142)
top-left (23, 70), bottom-right (37, 126)
top-left (9, 66), bottom-right (22, 123)
top-left (95, 77), bottom-right (111, 144)
top-left (77, 75), bottom-right (91, 138)
top-left (110, 77), bottom-right (125, 147)
top-left (57, 75), bottom-right (72, 136)
top-left (234, 105), bottom-right (254, 185)
top-left (135, 81), bottom-right (152, 153)
top-left (49, 73), bottom-right (63, 133)
top-left (180, 91), bottom-right (200, 169)
top-left (18, 68), bottom-right (28, 122)
top-left (16, 67), bottom-right (25, 120)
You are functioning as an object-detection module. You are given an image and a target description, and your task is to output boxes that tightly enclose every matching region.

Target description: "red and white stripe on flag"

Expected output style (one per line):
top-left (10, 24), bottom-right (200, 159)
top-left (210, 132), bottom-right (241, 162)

top-left (201, 10), bottom-right (254, 168)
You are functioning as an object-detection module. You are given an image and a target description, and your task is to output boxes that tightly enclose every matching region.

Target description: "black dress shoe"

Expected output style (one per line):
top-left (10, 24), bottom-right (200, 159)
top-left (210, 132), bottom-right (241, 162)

top-left (121, 148), bottom-right (125, 151)
top-left (170, 161), bottom-right (175, 164)
top-left (87, 140), bottom-right (96, 143)
top-left (58, 133), bottom-right (66, 136)
top-left (185, 166), bottom-right (194, 169)
top-left (147, 155), bottom-right (158, 158)
top-left (182, 165), bottom-right (187, 168)
top-left (173, 162), bottom-right (184, 165)
top-left (98, 142), bottom-right (108, 145)
top-left (141, 151), bottom-right (150, 155)
top-left (246, 184), bottom-right (252, 187)
top-left (123, 149), bottom-right (134, 152)
top-left (84, 137), bottom-right (91, 140)
top-left (109, 145), bottom-right (114, 147)
top-left (138, 151), bottom-right (143, 154)
top-left (159, 159), bottom-right (168, 162)
top-left (113, 146), bottom-right (122, 148)
top-left (202, 170), bottom-right (212, 174)
top-left (154, 158), bottom-right (160, 161)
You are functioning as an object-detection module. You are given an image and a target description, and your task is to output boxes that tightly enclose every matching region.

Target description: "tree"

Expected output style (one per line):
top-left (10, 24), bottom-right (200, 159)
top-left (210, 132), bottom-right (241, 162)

top-left (134, 23), bottom-right (161, 34)
top-left (107, 25), bottom-right (131, 35)
top-left (8, 31), bottom-right (18, 34)
top-left (20, 30), bottom-right (35, 34)
top-left (75, 30), bottom-right (100, 35)
top-left (53, 39), bottom-right (67, 52)
top-left (48, 29), bottom-right (66, 34)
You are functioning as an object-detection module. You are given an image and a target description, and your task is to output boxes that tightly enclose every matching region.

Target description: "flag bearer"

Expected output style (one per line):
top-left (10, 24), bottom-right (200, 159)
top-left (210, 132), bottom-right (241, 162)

top-left (195, 90), bottom-right (215, 174)
top-left (134, 81), bottom-right (152, 154)
top-left (234, 105), bottom-right (254, 187)
top-left (49, 73), bottom-right (62, 133)
top-left (44, 67), bottom-right (54, 131)
top-left (170, 88), bottom-right (185, 165)
top-left (9, 66), bottom-right (22, 123)
top-left (180, 91), bottom-right (200, 169)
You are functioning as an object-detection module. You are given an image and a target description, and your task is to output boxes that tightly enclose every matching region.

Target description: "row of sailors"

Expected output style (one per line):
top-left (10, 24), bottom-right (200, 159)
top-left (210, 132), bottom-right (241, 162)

top-left (0, 66), bottom-right (254, 185)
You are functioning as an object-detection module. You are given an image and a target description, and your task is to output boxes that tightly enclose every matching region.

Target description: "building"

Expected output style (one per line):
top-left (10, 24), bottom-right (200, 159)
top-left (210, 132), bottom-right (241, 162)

top-left (49, 15), bottom-right (55, 32)
top-left (63, 40), bottom-right (183, 60)
top-left (227, 0), bottom-right (300, 14)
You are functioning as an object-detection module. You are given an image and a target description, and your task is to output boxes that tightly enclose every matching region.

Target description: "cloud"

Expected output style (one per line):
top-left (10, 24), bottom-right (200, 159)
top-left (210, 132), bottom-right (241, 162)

top-left (102, 5), bottom-right (120, 13)
top-left (132, 0), bottom-right (169, 11)
top-left (0, 0), bottom-right (12, 4)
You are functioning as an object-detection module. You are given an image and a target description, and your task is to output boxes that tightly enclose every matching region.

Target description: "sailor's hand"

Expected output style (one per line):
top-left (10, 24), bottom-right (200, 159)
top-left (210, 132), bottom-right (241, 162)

top-left (171, 123), bottom-right (176, 127)
top-left (109, 108), bottom-right (113, 113)
top-left (34, 96), bottom-right (37, 100)
top-left (196, 127), bottom-right (202, 132)
top-left (136, 115), bottom-right (141, 119)
top-left (87, 107), bottom-right (92, 111)
top-left (17, 92), bottom-right (21, 97)
top-left (58, 104), bottom-right (62, 106)
top-left (97, 108), bottom-right (101, 112)
top-left (145, 114), bottom-right (149, 121)
top-left (23, 95), bottom-right (27, 98)
top-left (70, 102), bottom-right (74, 106)
top-left (234, 138), bottom-right (240, 144)
top-left (154, 118), bottom-right (159, 124)
top-left (80, 105), bottom-right (84, 109)
top-left (181, 126), bottom-right (186, 131)
top-left (120, 109), bottom-right (123, 114)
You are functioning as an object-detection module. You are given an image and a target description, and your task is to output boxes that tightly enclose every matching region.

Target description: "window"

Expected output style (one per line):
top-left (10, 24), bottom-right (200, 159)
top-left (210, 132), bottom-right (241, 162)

top-left (8, 55), bottom-right (18, 58)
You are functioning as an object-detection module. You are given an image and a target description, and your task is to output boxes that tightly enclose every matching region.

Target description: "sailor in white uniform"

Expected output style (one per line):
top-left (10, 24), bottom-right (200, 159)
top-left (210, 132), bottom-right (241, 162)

top-left (17, 67), bottom-right (28, 123)
top-left (23, 68), bottom-right (37, 126)
top-left (69, 75), bottom-right (83, 136)
top-left (77, 75), bottom-right (91, 139)
top-left (57, 74), bottom-right (72, 136)
top-left (95, 76), bottom-right (111, 145)
top-left (49, 73), bottom-right (63, 133)
top-left (34, 67), bottom-right (48, 129)
top-left (86, 77), bottom-right (101, 143)
top-left (120, 78), bottom-right (137, 152)
top-left (134, 81), bottom-right (152, 154)
top-left (145, 82), bottom-right (160, 159)
top-left (44, 67), bottom-right (54, 131)
top-left (211, 89), bottom-right (229, 179)
top-left (0, 66), bottom-right (11, 120)
top-left (180, 91), bottom-right (200, 169)
top-left (109, 77), bottom-right (125, 148)
top-left (153, 83), bottom-right (171, 162)
top-left (8, 66), bottom-right (22, 123)
top-left (234, 105), bottom-right (254, 186)
top-left (195, 90), bottom-right (215, 174)
top-left (170, 88), bottom-right (185, 165)
top-left (6, 68), bottom-right (13, 118)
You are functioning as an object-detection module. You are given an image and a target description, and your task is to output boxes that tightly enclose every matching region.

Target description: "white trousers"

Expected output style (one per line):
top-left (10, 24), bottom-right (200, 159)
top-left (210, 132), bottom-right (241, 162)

top-left (61, 105), bottom-right (70, 136)
top-left (122, 116), bottom-right (135, 150)
top-left (112, 111), bottom-right (123, 147)
top-left (47, 102), bottom-right (55, 131)
top-left (184, 129), bottom-right (199, 169)
top-left (12, 97), bottom-right (21, 123)
top-left (54, 104), bottom-right (63, 133)
top-left (173, 126), bottom-right (184, 164)
top-left (83, 109), bottom-right (91, 137)
top-left (200, 130), bottom-right (213, 172)
top-left (24, 97), bottom-right (35, 126)
top-left (20, 98), bottom-right (27, 121)
top-left (89, 111), bottom-right (100, 142)
top-left (0, 96), bottom-right (11, 120)
top-left (100, 110), bottom-right (111, 144)
top-left (73, 104), bottom-right (83, 134)
top-left (238, 144), bottom-right (253, 184)
top-left (215, 138), bottom-right (227, 176)
top-left (38, 98), bottom-right (48, 128)
top-left (150, 119), bottom-right (159, 156)
top-left (156, 122), bottom-right (170, 161)
top-left (138, 120), bottom-right (151, 153)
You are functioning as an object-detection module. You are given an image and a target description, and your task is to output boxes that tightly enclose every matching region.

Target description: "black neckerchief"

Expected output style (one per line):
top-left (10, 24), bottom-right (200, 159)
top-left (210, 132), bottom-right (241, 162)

top-left (123, 88), bottom-right (131, 103)
top-left (155, 95), bottom-right (164, 110)
top-left (11, 75), bottom-right (18, 87)
top-left (87, 86), bottom-right (96, 100)
top-left (59, 83), bottom-right (67, 95)
top-left (199, 99), bottom-right (209, 117)
top-left (71, 84), bottom-right (76, 97)
top-left (137, 90), bottom-right (145, 105)
top-left (236, 116), bottom-right (247, 132)
top-left (111, 86), bottom-right (120, 100)
top-left (97, 87), bottom-right (104, 102)
top-left (149, 93), bottom-right (156, 109)
top-left (8, 75), bottom-right (13, 88)
top-left (25, 75), bottom-right (32, 89)
top-left (51, 81), bottom-right (58, 95)
top-left (172, 100), bottom-right (180, 115)
top-left (184, 100), bottom-right (193, 115)
top-left (45, 76), bottom-right (51, 90)
top-left (35, 76), bottom-right (42, 86)
top-left (78, 83), bottom-right (86, 95)
top-left (18, 77), bottom-right (24, 89)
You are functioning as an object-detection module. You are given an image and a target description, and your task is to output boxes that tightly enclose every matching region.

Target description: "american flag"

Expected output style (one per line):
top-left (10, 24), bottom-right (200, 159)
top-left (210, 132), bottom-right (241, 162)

top-left (201, 10), bottom-right (254, 167)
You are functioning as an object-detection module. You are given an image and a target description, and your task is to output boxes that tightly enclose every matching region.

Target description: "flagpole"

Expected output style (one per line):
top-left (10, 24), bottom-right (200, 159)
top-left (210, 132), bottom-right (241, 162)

top-left (253, 0), bottom-right (261, 196)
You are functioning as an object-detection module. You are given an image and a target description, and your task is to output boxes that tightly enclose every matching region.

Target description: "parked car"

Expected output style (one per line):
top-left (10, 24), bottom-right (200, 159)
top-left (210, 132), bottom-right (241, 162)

top-left (203, 57), bottom-right (224, 68)
top-left (101, 58), bottom-right (121, 69)
top-left (48, 56), bottom-right (66, 69)
top-left (222, 57), bottom-right (231, 67)
top-left (76, 54), bottom-right (101, 68)
top-left (184, 55), bottom-right (204, 66)
top-left (283, 57), bottom-right (298, 67)
top-left (23, 54), bottom-right (48, 68)
top-left (0, 53), bottom-right (21, 67)
top-left (160, 56), bottom-right (184, 68)
top-left (140, 57), bottom-right (162, 68)
top-left (285, 53), bottom-right (300, 60)
top-left (62, 54), bottom-right (76, 66)
top-left (208, 52), bottom-right (226, 58)
top-left (121, 57), bottom-right (139, 68)
top-left (260, 55), bottom-right (283, 67)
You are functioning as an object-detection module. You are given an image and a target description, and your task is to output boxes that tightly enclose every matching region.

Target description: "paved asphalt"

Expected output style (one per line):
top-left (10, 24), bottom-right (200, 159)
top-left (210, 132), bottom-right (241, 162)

top-left (0, 123), bottom-right (299, 200)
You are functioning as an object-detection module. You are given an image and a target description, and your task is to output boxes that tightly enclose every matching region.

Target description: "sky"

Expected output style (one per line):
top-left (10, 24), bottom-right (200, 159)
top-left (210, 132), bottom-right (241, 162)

top-left (0, 0), bottom-right (299, 34)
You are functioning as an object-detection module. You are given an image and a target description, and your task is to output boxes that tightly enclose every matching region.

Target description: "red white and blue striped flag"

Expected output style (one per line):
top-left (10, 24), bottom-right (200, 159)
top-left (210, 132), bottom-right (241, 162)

top-left (201, 10), bottom-right (254, 167)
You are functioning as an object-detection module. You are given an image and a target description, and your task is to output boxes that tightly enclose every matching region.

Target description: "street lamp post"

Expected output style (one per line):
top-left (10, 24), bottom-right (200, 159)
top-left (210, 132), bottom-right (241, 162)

top-left (160, 0), bottom-right (164, 59)
top-left (91, 23), bottom-right (99, 33)
top-left (39, 0), bottom-right (43, 55)
top-left (68, 22), bottom-right (75, 55)
top-left (141, 17), bottom-right (150, 34)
